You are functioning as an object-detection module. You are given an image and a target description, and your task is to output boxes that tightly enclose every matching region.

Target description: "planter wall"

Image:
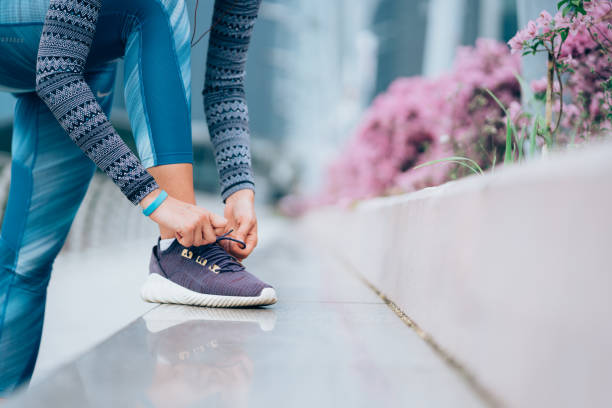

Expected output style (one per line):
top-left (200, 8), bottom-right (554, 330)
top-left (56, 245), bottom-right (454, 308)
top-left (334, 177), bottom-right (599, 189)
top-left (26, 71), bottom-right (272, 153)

top-left (304, 142), bottom-right (612, 407)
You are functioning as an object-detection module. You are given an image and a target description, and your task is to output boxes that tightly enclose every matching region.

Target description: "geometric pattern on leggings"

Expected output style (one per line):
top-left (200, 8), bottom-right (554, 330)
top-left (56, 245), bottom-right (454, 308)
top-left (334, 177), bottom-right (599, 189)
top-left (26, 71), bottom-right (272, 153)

top-left (35, 0), bottom-right (159, 204)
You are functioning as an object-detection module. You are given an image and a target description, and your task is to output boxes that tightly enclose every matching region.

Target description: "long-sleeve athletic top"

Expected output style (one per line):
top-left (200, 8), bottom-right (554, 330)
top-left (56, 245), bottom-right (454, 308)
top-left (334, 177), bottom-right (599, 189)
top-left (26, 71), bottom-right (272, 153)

top-left (203, 0), bottom-right (260, 200)
top-left (36, 0), bottom-right (260, 204)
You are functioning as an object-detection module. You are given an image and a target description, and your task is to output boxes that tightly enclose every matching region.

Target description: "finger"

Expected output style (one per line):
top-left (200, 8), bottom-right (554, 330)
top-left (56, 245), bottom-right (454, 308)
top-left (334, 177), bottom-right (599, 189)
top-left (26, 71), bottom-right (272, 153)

top-left (201, 214), bottom-right (216, 244)
top-left (209, 213), bottom-right (228, 229)
top-left (192, 226), bottom-right (200, 247)
top-left (232, 221), bottom-right (255, 256)
top-left (240, 231), bottom-right (258, 259)
top-left (219, 239), bottom-right (231, 252)
top-left (177, 226), bottom-right (193, 247)
top-left (247, 228), bottom-right (258, 249)
top-left (234, 218), bottom-right (252, 242)
top-left (193, 222), bottom-right (205, 247)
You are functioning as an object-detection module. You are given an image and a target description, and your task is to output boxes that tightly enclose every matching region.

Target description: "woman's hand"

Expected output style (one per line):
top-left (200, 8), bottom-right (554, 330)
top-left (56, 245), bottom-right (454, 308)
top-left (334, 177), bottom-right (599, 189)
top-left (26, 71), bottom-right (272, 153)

top-left (140, 189), bottom-right (227, 247)
top-left (223, 189), bottom-right (257, 261)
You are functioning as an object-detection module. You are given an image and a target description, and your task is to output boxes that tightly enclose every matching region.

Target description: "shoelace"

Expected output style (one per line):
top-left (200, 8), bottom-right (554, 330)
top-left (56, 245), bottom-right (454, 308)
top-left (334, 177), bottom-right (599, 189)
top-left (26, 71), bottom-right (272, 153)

top-left (215, 230), bottom-right (246, 249)
top-left (195, 230), bottom-right (246, 273)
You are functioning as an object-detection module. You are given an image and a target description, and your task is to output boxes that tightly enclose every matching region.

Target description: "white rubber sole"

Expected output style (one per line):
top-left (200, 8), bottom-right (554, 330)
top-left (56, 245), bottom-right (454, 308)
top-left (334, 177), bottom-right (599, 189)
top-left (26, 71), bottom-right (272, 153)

top-left (140, 273), bottom-right (277, 308)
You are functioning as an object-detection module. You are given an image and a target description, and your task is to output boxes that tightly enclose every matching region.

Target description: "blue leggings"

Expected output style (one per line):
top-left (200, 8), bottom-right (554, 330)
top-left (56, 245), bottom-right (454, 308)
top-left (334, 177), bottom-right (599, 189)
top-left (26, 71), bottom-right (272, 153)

top-left (0, 0), bottom-right (192, 394)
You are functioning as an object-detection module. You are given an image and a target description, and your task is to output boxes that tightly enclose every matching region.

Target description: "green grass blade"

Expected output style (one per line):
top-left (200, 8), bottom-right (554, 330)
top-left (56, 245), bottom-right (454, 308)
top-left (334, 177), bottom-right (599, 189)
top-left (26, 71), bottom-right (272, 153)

top-left (517, 128), bottom-right (525, 162)
top-left (529, 119), bottom-right (538, 156)
top-left (414, 157), bottom-right (483, 175)
top-left (504, 117), bottom-right (513, 164)
top-left (513, 72), bottom-right (530, 96)
top-left (417, 156), bottom-right (484, 174)
top-left (485, 88), bottom-right (519, 145)
top-left (484, 88), bottom-right (509, 115)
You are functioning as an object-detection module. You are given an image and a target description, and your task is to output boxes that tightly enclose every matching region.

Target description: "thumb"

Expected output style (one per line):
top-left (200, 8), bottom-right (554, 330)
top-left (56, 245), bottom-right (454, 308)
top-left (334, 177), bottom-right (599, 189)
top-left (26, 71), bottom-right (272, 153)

top-left (235, 219), bottom-right (251, 243)
top-left (209, 213), bottom-right (228, 229)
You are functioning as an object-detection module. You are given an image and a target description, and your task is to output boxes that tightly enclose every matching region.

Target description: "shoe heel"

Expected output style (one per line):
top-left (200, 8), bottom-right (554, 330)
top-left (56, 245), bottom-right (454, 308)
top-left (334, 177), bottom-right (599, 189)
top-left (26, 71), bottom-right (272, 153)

top-left (141, 273), bottom-right (156, 302)
top-left (149, 253), bottom-right (167, 278)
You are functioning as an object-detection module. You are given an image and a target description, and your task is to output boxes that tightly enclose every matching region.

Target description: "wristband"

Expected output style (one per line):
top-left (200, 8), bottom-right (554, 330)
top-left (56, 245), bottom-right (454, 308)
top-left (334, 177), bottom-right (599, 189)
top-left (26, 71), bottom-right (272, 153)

top-left (142, 190), bottom-right (168, 217)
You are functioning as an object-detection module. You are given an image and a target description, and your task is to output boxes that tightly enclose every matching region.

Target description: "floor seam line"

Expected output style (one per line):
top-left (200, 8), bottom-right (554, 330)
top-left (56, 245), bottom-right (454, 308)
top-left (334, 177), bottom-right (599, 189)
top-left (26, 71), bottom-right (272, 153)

top-left (278, 300), bottom-right (385, 305)
top-left (334, 254), bottom-right (503, 408)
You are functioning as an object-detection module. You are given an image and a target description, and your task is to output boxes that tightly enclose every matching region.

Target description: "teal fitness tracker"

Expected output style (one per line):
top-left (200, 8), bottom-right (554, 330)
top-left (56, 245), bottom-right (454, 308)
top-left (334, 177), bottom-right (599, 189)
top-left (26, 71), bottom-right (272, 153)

top-left (143, 190), bottom-right (168, 216)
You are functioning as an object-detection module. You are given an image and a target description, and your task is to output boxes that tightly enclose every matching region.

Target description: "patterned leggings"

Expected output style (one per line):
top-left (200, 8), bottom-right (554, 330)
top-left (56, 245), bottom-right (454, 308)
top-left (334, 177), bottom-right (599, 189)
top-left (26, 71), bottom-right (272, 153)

top-left (0, 0), bottom-right (192, 394)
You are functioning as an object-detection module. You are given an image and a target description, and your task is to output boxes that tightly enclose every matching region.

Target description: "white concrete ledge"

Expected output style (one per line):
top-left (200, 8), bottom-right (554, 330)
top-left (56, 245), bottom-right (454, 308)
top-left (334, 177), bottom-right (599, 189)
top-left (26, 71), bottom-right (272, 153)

top-left (304, 142), bottom-right (612, 407)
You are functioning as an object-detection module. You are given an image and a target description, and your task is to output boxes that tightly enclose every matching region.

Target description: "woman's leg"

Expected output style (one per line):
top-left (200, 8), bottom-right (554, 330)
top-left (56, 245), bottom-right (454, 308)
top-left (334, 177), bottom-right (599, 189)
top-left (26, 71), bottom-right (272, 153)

top-left (0, 65), bottom-right (117, 396)
top-left (100, 0), bottom-right (196, 238)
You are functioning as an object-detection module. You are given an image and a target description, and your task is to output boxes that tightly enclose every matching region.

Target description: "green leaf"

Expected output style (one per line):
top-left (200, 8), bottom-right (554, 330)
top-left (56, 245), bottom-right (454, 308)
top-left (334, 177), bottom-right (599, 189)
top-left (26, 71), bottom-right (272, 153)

top-left (560, 28), bottom-right (569, 41)
top-left (557, 0), bottom-right (569, 8)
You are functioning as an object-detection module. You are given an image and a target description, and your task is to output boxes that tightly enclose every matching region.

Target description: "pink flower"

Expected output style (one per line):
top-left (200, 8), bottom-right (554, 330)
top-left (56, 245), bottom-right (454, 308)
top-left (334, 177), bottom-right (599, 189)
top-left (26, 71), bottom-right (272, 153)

top-left (553, 11), bottom-right (570, 29)
top-left (531, 78), bottom-right (548, 94)
top-left (508, 29), bottom-right (530, 53)
top-left (530, 78), bottom-right (561, 94)
top-left (527, 20), bottom-right (538, 37)
top-left (508, 101), bottom-right (523, 123)
top-left (537, 10), bottom-right (553, 33)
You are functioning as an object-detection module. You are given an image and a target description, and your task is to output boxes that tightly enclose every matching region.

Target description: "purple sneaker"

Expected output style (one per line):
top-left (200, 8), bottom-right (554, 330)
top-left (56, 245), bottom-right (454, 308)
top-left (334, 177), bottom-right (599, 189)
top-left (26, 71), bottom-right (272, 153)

top-left (141, 233), bottom-right (277, 307)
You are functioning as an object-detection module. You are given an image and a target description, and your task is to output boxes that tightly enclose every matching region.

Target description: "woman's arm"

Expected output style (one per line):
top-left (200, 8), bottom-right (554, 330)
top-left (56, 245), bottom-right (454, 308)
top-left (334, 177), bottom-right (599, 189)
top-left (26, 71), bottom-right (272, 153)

top-left (35, 0), bottom-right (158, 205)
top-left (203, 0), bottom-right (261, 202)
top-left (204, 0), bottom-right (261, 259)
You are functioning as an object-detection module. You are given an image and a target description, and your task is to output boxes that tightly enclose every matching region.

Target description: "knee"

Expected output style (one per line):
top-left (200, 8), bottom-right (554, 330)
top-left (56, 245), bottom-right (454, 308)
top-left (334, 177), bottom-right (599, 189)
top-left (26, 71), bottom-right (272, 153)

top-left (148, 0), bottom-right (191, 48)
top-left (0, 261), bottom-right (51, 295)
top-left (0, 236), bottom-right (53, 294)
top-left (139, 0), bottom-right (190, 32)
top-left (160, 0), bottom-right (190, 30)
top-left (1, 161), bottom-right (33, 253)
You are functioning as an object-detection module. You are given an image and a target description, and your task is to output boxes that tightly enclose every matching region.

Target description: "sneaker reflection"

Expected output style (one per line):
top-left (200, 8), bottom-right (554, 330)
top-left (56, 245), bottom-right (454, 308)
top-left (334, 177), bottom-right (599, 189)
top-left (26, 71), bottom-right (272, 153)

top-left (5, 306), bottom-right (276, 407)
top-left (141, 305), bottom-right (276, 408)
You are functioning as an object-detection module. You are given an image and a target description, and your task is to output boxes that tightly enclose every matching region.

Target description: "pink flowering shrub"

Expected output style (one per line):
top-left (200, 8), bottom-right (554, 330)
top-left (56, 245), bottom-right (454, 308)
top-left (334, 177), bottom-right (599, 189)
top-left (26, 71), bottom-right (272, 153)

top-left (444, 40), bottom-right (521, 169)
top-left (556, 1), bottom-right (611, 136)
top-left (281, 39), bottom-right (520, 213)
top-left (508, 0), bottom-right (611, 139)
top-left (279, 1), bottom-right (610, 216)
top-left (307, 77), bottom-right (453, 207)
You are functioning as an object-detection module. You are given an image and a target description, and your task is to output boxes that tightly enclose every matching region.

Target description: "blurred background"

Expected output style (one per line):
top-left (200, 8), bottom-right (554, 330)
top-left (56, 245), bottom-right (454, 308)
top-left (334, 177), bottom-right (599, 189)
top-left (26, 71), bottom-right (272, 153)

top-left (0, 0), bottom-right (524, 204)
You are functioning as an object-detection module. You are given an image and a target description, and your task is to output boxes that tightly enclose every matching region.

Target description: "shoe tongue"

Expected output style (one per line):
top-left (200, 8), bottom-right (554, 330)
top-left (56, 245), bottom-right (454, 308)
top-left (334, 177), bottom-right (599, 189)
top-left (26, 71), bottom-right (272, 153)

top-left (158, 237), bottom-right (178, 252)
